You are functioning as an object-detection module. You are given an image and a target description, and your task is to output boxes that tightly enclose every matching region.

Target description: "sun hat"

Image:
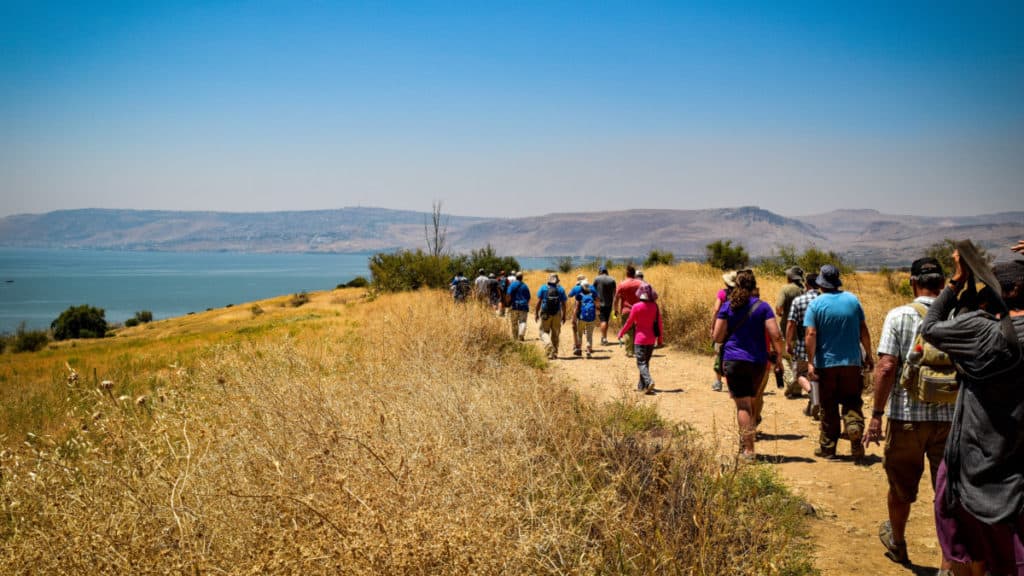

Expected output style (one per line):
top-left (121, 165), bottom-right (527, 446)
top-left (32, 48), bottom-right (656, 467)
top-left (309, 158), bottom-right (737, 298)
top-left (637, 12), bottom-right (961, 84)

top-left (722, 271), bottom-right (738, 288)
top-left (515, 271), bottom-right (523, 279)
top-left (581, 281), bottom-right (591, 292)
top-left (548, 273), bottom-right (560, 285)
top-left (785, 266), bottom-right (805, 283)
top-left (817, 264), bottom-right (842, 290)
top-left (636, 269), bottom-right (645, 279)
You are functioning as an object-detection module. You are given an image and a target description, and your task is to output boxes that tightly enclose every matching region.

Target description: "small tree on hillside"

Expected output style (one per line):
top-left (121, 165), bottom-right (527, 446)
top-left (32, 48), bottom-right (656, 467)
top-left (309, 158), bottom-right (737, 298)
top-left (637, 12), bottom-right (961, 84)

top-left (705, 240), bottom-right (749, 270)
top-left (644, 249), bottom-right (675, 268)
top-left (51, 305), bottom-right (108, 340)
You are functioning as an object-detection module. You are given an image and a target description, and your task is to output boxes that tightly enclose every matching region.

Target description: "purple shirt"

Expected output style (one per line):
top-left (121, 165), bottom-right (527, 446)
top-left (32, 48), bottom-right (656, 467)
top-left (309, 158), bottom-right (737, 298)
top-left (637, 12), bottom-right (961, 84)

top-left (717, 297), bottom-right (774, 364)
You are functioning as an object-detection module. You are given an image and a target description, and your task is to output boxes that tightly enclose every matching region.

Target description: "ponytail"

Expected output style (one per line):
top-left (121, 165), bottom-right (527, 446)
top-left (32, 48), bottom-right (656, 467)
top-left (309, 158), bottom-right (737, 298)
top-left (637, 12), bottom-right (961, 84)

top-left (729, 270), bottom-right (757, 310)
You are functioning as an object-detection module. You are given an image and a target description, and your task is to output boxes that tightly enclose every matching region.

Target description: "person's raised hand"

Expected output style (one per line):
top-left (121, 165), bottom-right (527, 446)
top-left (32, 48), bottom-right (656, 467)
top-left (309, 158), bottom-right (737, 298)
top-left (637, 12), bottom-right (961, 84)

top-left (1012, 240), bottom-right (1024, 254)
top-left (951, 249), bottom-right (967, 284)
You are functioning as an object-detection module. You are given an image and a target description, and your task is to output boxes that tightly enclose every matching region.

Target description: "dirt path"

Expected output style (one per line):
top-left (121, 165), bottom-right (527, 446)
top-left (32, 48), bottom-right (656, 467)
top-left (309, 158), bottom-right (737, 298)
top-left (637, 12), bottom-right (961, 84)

top-left (528, 317), bottom-right (943, 576)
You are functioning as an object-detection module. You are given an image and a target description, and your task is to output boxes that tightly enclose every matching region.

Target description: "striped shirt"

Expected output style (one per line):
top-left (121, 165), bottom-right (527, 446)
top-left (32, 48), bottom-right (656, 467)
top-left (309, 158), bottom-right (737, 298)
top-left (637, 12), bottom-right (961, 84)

top-left (876, 296), bottom-right (955, 422)
top-left (787, 289), bottom-right (819, 360)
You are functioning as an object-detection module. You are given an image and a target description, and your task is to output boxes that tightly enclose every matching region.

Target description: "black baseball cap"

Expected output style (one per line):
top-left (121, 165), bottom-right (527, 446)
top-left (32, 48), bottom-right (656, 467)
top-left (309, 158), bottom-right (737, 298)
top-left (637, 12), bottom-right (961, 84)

top-left (910, 257), bottom-right (943, 278)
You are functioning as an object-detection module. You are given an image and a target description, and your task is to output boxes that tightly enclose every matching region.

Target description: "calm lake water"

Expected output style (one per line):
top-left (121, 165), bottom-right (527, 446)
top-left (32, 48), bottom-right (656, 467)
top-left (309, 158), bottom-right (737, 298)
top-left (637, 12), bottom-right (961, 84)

top-left (0, 249), bottom-right (554, 332)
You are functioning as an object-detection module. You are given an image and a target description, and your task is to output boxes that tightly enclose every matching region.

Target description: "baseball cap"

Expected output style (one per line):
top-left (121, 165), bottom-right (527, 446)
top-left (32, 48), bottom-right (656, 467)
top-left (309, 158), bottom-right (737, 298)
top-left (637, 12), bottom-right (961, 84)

top-left (785, 266), bottom-right (805, 282)
top-left (910, 257), bottom-right (943, 278)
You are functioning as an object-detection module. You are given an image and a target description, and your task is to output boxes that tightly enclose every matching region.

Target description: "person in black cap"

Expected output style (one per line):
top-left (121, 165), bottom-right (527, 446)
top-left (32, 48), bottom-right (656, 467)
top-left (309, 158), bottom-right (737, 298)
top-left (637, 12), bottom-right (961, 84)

top-left (804, 264), bottom-right (874, 462)
top-left (863, 257), bottom-right (954, 570)
top-left (920, 242), bottom-right (1024, 576)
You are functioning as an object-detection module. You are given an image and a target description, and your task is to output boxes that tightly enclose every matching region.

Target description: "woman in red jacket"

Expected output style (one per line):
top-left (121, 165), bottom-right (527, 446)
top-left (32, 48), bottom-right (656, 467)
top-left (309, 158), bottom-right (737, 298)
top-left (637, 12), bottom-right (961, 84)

top-left (618, 284), bottom-right (663, 394)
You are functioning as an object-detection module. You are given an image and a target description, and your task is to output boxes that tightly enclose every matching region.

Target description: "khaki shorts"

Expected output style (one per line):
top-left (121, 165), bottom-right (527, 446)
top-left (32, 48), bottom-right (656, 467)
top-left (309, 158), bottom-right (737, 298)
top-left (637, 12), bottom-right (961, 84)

top-left (793, 359), bottom-right (809, 379)
top-left (883, 420), bottom-right (951, 504)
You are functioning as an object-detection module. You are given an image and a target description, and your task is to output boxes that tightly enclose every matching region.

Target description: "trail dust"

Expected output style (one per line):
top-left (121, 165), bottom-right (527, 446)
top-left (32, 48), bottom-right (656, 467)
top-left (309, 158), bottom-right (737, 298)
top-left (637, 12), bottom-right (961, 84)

top-left (525, 315), bottom-right (943, 576)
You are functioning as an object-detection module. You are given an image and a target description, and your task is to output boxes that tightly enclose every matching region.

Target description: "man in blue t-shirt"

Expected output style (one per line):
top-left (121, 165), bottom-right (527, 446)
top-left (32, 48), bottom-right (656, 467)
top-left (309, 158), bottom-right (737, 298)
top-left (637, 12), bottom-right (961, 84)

top-left (804, 264), bottom-right (875, 461)
top-left (534, 274), bottom-right (567, 359)
top-left (505, 272), bottom-right (531, 341)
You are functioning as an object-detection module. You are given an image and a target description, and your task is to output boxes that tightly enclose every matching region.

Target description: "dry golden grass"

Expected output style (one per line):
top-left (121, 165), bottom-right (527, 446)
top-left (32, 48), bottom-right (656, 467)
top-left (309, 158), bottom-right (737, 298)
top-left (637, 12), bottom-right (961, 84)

top-left (1, 285), bottom-right (815, 575)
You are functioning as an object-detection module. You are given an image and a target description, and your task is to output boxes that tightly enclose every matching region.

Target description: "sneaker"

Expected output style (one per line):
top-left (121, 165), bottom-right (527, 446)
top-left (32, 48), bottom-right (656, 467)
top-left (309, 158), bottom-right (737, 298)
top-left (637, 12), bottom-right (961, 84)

top-left (573, 348), bottom-right (582, 357)
top-left (644, 386), bottom-right (656, 395)
top-left (712, 380), bottom-right (723, 392)
top-left (803, 400), bottom-right (812, 416)
top-left (811, 404), bottom-right (821, 421)
top-left (878, 520), bottom-right (909, 564)
top-left (585, 348), bottom-right (592, 358)
top-left (601, 338), bottom-right (609, 346)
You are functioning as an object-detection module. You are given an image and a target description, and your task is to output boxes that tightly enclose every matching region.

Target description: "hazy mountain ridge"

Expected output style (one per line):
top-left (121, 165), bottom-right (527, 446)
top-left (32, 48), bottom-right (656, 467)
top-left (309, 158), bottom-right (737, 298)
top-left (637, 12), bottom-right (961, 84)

top-left (1, 206), bottom-right (1021, 265)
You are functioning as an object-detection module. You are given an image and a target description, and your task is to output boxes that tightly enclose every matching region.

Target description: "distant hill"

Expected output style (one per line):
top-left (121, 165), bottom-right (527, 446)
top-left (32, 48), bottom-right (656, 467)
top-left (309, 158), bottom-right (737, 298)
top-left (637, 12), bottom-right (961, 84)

top-left (1, 206), bottom-right (1021, 265)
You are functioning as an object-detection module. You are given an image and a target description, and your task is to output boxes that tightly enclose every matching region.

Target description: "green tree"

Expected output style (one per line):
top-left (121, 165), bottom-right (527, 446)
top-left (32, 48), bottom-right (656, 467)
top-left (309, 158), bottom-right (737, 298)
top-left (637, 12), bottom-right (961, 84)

top-left (463, 244), bottom-right (520, 276)
top-left (644, 249), bottom-right (675, 268)
top-left (51, 305), bottom-right (108, 340)
top-left (705, 240), bottom-right (749, 270)
top-left (13, 322), bottom-right (49, 352)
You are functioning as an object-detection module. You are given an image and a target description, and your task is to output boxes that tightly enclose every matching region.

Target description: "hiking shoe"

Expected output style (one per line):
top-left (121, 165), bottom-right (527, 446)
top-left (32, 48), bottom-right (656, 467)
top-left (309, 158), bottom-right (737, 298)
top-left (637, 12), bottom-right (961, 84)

top-left (814, 447), bottom-right (837, 460)
top-left (600, 338), bottom-right (609, 346)
top-left (573, 348), bottom-right (582, 357)
top-left (811, 404), bottom-right (821, 421)
top-left (803, 400), bottom-right (812, 416)
top-left (878, 521), bottom-right (909, 564)
top-left (645, 386), bottom-right (656, 395)
top-left (712, 380), bottom-right (723, 392)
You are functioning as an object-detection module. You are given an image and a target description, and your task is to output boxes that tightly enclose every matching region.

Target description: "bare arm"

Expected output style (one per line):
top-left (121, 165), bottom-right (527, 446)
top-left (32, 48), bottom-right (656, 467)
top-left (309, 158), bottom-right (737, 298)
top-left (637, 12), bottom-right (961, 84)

top-left (712, 318), bottom-right (727, 343)
top-left (805, 327), bottom-right (818, 380)
top-left (785, 319), bottom-right (798, 355)
top-left (1013, 240), bottom-right (1024, 254)
top-left (864, 354), bottom-right (898, 446)
top-left (766, 317), bottom-right (785, 369)
top-left (860, 320), bottom-right (875, 372)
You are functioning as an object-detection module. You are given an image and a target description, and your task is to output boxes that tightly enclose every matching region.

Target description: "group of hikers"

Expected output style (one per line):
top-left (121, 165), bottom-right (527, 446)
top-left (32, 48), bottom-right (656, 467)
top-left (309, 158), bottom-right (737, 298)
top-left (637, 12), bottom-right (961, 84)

top-left (451, 240), bottom-right (1024, 576)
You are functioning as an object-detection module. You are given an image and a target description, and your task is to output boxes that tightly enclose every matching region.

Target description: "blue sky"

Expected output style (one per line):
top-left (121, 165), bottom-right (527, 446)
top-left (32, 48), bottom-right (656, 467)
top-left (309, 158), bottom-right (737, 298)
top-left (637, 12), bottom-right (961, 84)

top-left (1, 1), bottom-right (1021, 218)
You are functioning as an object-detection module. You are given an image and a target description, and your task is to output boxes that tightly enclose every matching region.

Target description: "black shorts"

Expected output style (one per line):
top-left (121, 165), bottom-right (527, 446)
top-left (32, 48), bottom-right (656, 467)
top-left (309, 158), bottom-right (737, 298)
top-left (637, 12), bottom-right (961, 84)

top-left (599, 304), bottom-right (613, 323)
top-left (723, 360), bottom-right (767, 399)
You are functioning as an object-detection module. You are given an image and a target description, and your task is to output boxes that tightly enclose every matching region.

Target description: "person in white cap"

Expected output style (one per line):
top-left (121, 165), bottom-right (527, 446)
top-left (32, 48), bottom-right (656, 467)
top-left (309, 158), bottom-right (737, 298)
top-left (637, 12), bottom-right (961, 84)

top-left (534, 274), bottom-right (567, 359)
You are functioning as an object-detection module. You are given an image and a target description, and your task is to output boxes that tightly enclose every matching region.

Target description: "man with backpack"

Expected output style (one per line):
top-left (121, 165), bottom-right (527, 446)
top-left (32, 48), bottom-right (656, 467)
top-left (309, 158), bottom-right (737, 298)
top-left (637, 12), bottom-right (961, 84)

top-left (450, 271), bottom-right (471, 303)
top-left (863, 257), bottom-right (954, 571)
top-left (535, 274), bottom-right (567, 359)
top-left (568, 274), bottom-right (587, 356)
top-left (506, 271), bottom-right (531, 341)
top-left (572, 280), bottom-right (600, 357)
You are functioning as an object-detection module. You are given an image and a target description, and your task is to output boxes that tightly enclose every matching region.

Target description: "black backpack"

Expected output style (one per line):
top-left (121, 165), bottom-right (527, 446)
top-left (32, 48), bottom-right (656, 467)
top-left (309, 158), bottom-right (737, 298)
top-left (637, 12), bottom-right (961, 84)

top-left (542, 285), bottom-right (562, 316)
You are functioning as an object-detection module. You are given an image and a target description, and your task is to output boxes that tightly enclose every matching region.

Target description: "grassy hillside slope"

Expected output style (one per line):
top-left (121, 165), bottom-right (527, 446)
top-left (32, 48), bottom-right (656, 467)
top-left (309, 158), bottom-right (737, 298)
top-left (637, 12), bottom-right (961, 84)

top-left (0, 282), bottom-right (816, 574)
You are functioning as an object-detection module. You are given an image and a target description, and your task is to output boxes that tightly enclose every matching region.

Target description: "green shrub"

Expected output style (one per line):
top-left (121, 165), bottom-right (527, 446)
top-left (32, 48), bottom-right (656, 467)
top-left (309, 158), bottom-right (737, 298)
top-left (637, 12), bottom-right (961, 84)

top-left (51, 305), bottom-right (108, 341)
top-left (706, 240), bottom-right (749, 270)
top-left (135, 310), bottom-right (153, 323)
top-left (460, 244), bottom-right (520, 276)
top-left (369, 246), bottom-right (520, 293)
top-left (758, 244), bottom-right (853, 277)
top-left (124, 318), bottom-right (140, 328)
top-left (644, 249), bottom-right (675, 268)
top-left (250, 304), bottom-right (264, 316)
top-left (555, 256), bottom-right (574, 274)
top-left (13, 322), bottom-right (49, 352)
top-left (341, 276), bottom-right (369, 289)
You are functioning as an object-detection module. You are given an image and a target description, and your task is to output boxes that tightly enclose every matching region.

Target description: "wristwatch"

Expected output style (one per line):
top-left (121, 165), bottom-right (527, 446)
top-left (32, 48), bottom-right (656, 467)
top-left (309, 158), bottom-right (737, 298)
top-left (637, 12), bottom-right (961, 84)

top-left (872, 409), bottom-right (884, 418)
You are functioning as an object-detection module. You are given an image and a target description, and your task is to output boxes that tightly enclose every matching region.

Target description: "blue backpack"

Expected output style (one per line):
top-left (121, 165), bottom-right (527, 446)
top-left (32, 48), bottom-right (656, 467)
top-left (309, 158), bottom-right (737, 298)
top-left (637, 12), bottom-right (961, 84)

top-left (579, 292), bottom-right (596, 322)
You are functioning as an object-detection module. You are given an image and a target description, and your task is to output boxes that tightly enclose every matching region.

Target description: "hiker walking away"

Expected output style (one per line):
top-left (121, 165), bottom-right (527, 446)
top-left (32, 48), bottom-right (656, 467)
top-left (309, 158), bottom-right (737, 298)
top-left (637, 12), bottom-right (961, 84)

top-left (805, 264), bottom-right (874, 462)
top-left (713, 269), bottom-right (785, 460)
top-left (919, 243), bottom-right (1024, 576)
top-left (711, 271), bottom-right (738, 391)
top-left (787, 273), bottom-right (821, 418)
top-left (568, 274), bottom-right (587, 356)
top-left (613, 265), bottom-right (644, 358)
top-left (506, 271), bottom-right (531, 341)
top-left (618, 283), bottom-right (664, 394)
top-left (573, 280), bottom-right (600, 357)
top-left (486, 273), bottom-right (502, 312)
top-left (776, 266), bottom-right (806, 397)
top-left (636, 269), bottom-right (660, 303)
top-left (450, 271), bottom-right (471, 303)
top-left (474, 269), bottom-right (489, 302)
top-left (593, 266), bottom-right (617, 345)
top-left (535, 274), bottom-right (567, 359)
top-left (861, 257), bottom-right (954, 571)
top-left (496, 270), bottom-right (509, 316)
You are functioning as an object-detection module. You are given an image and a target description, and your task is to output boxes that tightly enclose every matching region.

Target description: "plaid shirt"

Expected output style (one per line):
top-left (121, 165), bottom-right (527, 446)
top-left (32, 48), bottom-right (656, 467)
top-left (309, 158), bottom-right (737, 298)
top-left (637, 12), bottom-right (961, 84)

top-left (787, 289), bottom-right (818, 360)
top-left (876, 296), bottom-right (955, 422)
